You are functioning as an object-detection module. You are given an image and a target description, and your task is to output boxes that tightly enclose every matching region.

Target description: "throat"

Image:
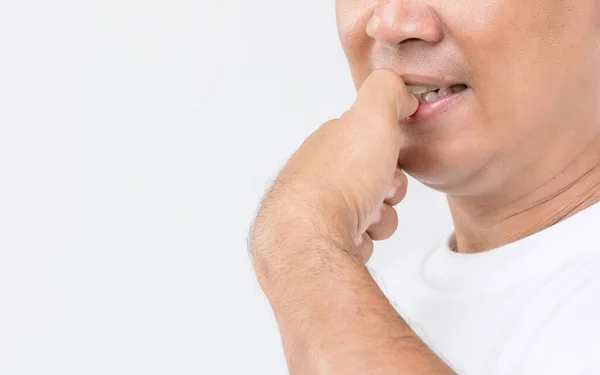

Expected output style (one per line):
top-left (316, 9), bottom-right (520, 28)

top-left (448, 136), bottom-right (600, 254)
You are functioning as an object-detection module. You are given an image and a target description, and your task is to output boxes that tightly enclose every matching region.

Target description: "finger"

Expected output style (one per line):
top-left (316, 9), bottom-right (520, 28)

top-left (366, 203), bottom-right (398, 241)
top-left (384, 168), bottom-right (409, 206)
top-left (349, 69), bottom-right (419, 126)
top-left (356, 233), bottom-right (374, 263)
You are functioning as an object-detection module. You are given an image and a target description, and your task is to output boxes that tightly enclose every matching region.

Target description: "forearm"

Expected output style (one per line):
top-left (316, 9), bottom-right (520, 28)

top-left (253, 227), bottom-right (455, 375)
top-left (250, 70), bottom-right (454, 373)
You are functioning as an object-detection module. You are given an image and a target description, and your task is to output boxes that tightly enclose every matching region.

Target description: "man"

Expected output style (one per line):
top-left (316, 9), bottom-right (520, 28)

top-left (249, 0), bottom-right (600, 374)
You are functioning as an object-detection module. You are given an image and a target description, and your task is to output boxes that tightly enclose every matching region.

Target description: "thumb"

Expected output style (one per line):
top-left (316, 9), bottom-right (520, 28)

top-left (349, 69), bottom-right (419, 130)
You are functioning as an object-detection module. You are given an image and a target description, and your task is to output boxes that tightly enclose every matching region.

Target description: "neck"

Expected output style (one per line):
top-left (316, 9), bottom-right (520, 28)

top-left (447, 132), bottom-right (600, 254)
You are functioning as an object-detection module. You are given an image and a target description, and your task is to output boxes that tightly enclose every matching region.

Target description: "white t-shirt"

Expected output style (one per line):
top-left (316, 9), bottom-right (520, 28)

top-left (373, 200), bottom-right (600, 375)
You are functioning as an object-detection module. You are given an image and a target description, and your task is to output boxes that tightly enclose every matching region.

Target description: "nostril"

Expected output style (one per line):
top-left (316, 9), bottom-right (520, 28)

top-left (400, 38), bottom-right (421, 45)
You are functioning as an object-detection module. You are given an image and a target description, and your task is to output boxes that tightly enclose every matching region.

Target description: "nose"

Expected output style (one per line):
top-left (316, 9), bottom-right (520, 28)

top-left (366, 0), bottom-right (443, 46)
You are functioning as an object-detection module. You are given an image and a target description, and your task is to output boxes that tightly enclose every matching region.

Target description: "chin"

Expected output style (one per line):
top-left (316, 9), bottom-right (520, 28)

top-left (400, 148), bottom-right (489, 195)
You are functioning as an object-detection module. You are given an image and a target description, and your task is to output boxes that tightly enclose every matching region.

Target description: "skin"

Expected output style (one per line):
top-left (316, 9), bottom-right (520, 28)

top-left (337, 0), bottom-right (600, 252)
top-left (251, 70), bottom-right (454, 373)
top-left (250, 0), bottom-right (600, 373)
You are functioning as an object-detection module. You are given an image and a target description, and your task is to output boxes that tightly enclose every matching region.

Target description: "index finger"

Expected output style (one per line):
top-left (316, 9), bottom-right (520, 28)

top-left (349, 69), bottom-right (419, 125)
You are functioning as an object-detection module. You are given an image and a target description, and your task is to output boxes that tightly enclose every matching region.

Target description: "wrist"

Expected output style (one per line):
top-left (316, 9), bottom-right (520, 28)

top-left (250, 202), bottom-right (357, 284)
top-left (251, 215), bottom-right (353, 279)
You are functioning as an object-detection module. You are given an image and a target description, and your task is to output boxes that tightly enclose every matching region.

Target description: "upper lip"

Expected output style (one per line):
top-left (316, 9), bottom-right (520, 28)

top-left (400, 74), bottom-right (465, 89)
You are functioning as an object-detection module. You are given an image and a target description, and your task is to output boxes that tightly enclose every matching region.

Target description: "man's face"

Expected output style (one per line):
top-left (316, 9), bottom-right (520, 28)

top-left (336, 0), bottom-right (600, 194)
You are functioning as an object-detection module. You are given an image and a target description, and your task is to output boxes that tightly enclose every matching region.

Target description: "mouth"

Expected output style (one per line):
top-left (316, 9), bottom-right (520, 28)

top-left (404, 83), bottom-right (470, 124)
top-left (407, 84), bottom-right (469, 105)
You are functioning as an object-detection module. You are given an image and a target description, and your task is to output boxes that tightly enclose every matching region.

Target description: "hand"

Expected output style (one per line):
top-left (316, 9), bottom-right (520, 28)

top-left (249, 70), bottom-right (456, 375)
top-left (251, 69), bottom-right (418, 263)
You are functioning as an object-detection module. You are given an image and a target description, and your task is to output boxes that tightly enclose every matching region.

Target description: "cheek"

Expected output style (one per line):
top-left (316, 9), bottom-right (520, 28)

top-left (335, 0), bottom-right (373, 46)
top-left (457, 0), bottom-right (598, 137)
top-left (335, 0), bottom-right (375, 88)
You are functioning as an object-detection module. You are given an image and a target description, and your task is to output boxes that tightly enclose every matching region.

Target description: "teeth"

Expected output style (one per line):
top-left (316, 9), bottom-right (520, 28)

top-left (409, 86), bottom-right (429, 94)
top-left (423, 91), bottom-right (440, 103)
top-left (437, 87), bottom-right (453, 98)
top-left (408, 83), bottom-right (468, 104)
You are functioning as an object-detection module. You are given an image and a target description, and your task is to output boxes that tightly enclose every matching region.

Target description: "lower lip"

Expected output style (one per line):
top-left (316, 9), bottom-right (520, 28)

top-left (406, 88), bottom-right (469, 125)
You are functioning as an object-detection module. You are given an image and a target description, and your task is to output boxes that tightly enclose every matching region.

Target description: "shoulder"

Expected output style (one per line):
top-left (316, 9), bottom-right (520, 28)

top-left (494, 249), bottom-right (600, 375)
top-left (523, 278), bottom-right (600, 374)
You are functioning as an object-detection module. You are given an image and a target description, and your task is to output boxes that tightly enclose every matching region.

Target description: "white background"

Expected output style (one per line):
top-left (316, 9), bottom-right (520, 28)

top-left (0, 1), bottom-right (451, 374)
